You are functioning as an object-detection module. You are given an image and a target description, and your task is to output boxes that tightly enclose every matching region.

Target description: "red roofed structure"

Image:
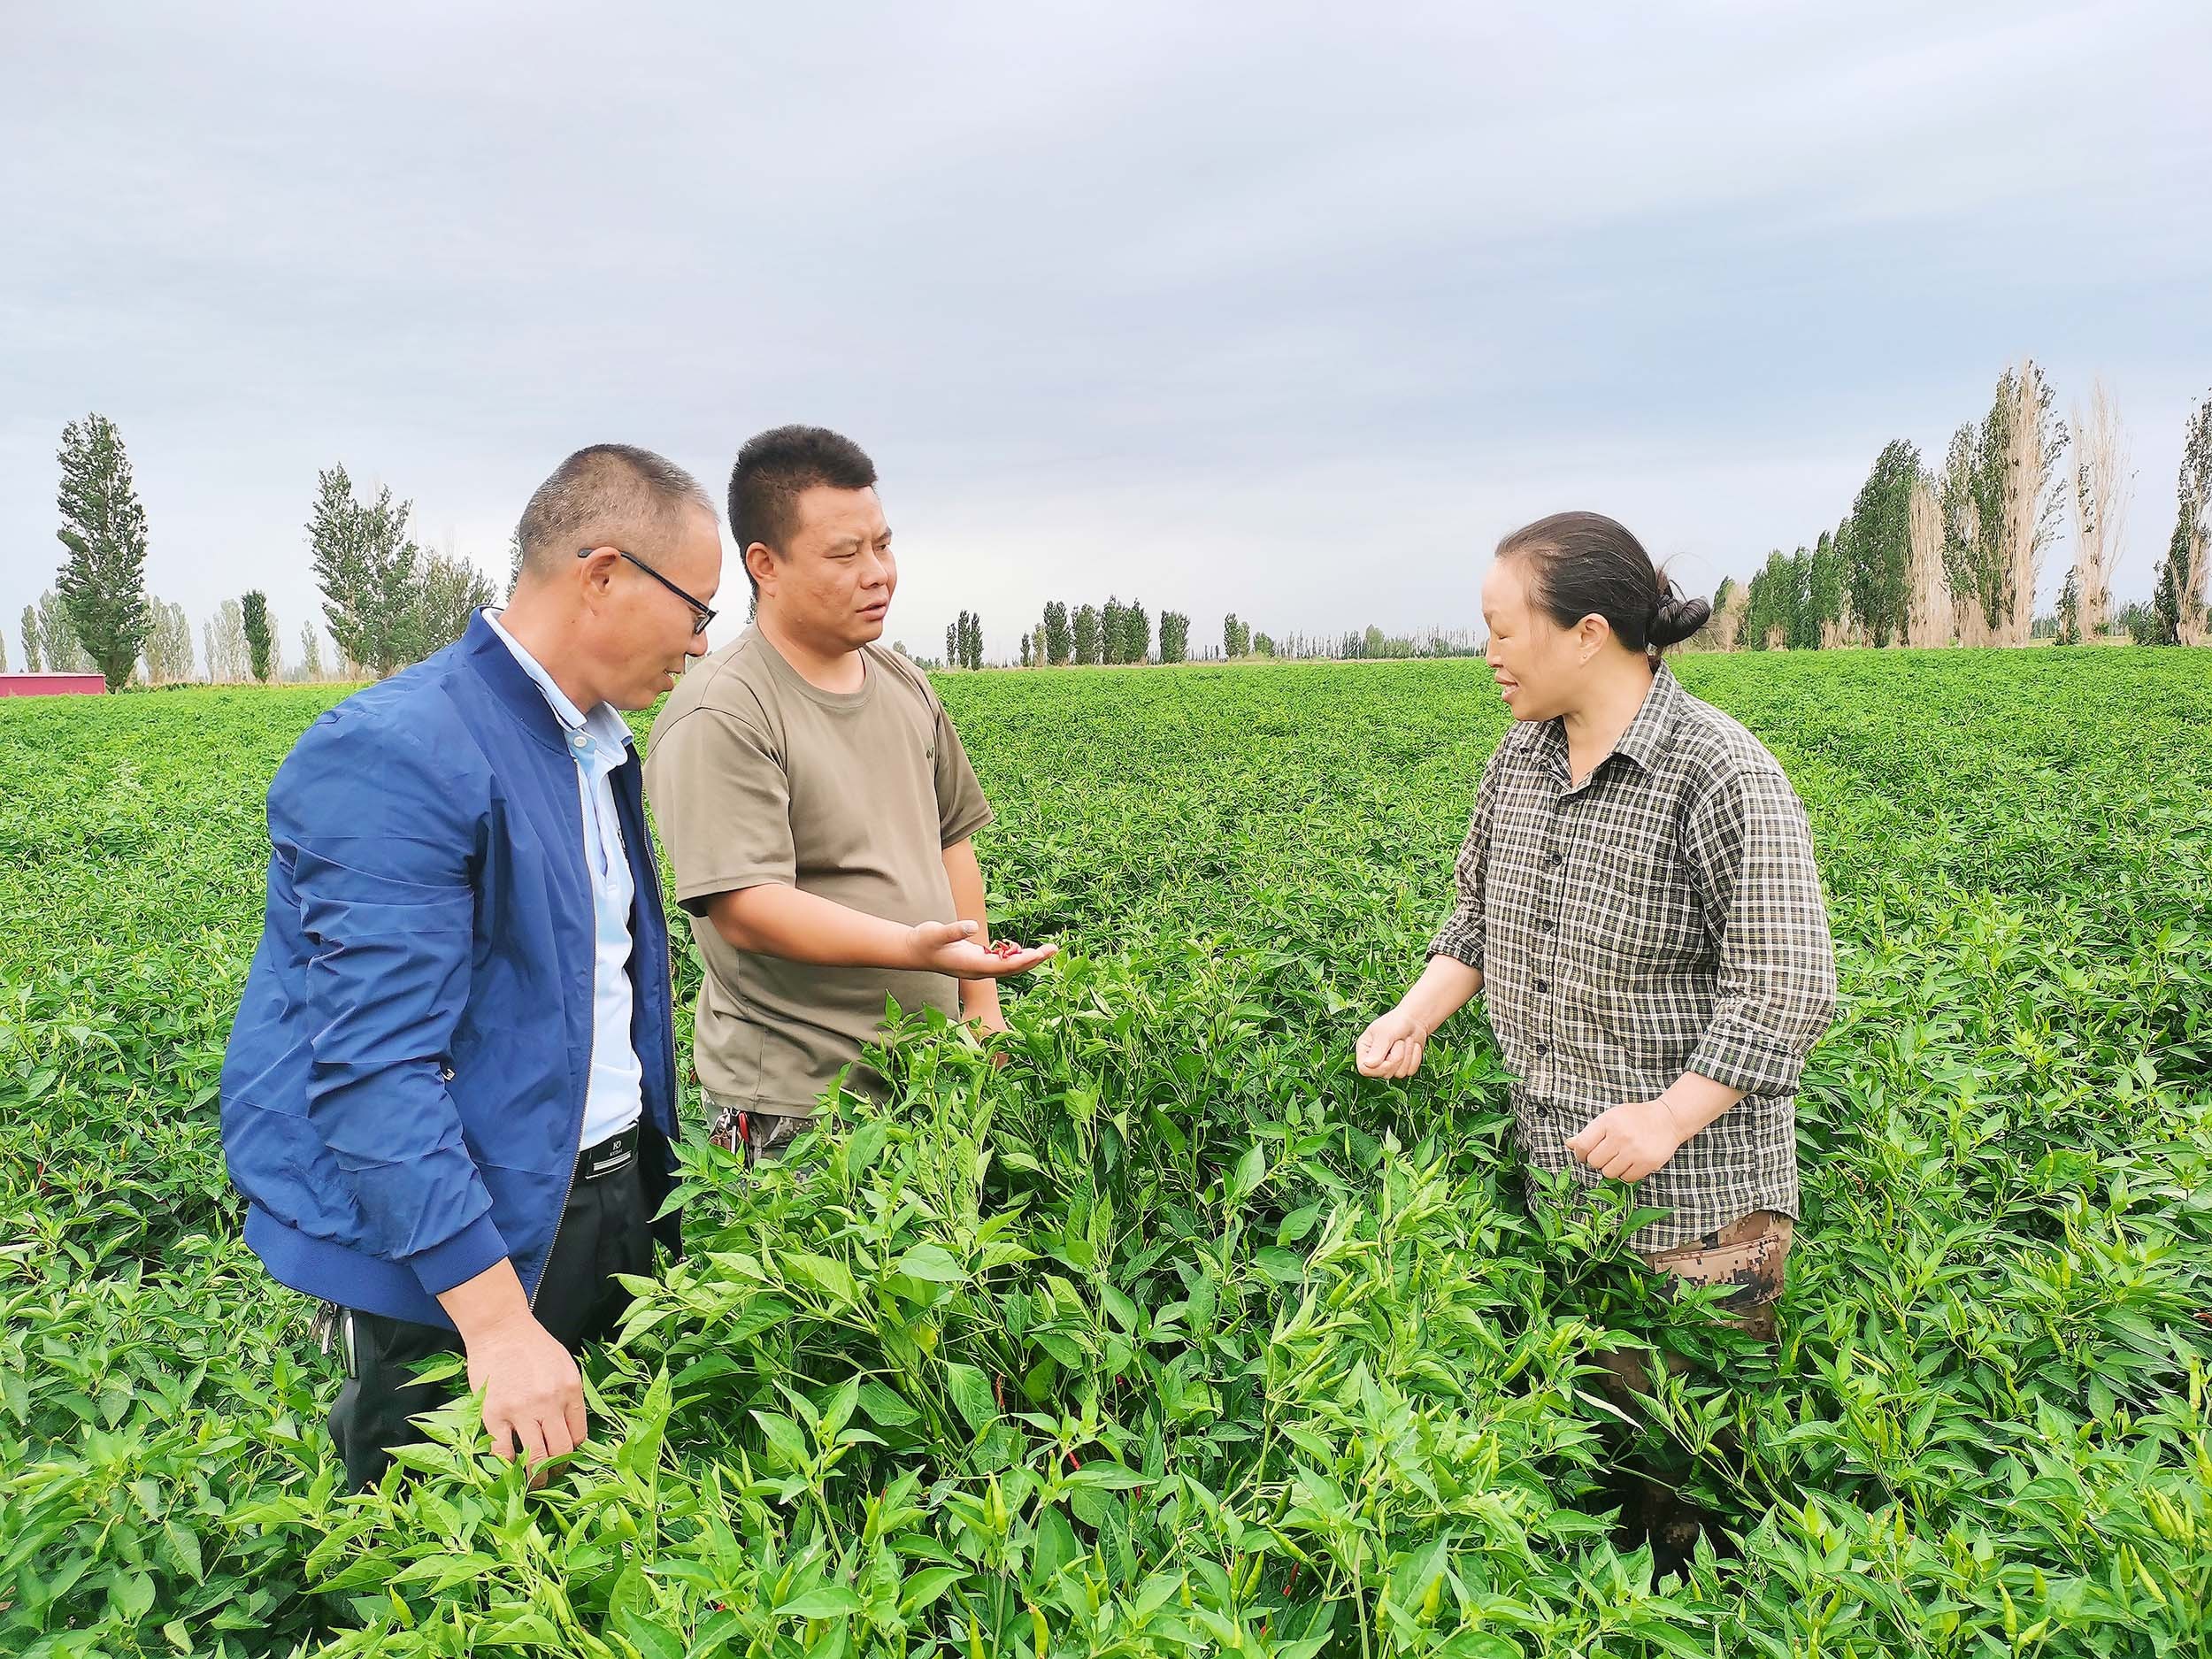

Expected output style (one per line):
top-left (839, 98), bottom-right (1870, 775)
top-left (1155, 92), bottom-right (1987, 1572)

top-left (0, 673), bottom-right (108, 697)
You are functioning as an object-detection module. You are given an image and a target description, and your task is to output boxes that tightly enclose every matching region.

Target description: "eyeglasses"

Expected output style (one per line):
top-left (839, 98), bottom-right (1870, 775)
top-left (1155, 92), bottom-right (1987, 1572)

top-left (581, 546), bottom-right (717, 635)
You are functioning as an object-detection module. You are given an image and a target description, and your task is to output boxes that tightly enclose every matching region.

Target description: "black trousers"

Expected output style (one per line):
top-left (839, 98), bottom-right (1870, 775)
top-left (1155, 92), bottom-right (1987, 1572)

top-left (328, 1151), bottom-right (655, 1489)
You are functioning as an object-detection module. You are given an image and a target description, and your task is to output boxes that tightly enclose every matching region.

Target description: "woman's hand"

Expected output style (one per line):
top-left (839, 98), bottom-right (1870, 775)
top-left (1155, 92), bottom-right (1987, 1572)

top-left (1564, 1096), bottom-right (1691, 1183)
top-left (1356, 1006), bottom-right (1431, 1079)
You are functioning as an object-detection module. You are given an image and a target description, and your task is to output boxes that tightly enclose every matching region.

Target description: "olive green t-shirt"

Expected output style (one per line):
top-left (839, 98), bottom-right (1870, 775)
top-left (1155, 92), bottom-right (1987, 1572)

top-left (643, 629), bottom-right (995, 1116)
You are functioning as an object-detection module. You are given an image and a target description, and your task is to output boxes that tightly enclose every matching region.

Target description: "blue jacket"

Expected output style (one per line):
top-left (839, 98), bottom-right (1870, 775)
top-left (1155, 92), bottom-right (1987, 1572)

top-left (221, 613), bottom-right (680, 1329)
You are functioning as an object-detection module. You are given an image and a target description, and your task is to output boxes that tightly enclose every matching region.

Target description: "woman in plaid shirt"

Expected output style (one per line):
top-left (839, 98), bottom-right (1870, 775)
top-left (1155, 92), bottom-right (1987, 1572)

top-left (1357, 510), bottom-right (1837, 1372)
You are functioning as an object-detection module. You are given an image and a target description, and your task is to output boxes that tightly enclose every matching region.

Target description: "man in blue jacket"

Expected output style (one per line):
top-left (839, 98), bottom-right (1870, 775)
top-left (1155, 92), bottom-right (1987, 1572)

top-left (222, 442), bottom-right (723, 1486)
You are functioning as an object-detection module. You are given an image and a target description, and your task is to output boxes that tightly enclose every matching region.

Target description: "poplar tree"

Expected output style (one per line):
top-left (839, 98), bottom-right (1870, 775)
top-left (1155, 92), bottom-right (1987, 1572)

top-left (416, 553), bottom-right (496, 657)
top-left (1158, 611), bottom-right (1190, 663)
top-left (1101, 597), bottom-right (1127, 664)
top-left (2151, 389), bottom-right (2212, 646)
top-left (242, 591), bottom-right (274, 682)
top-left (1845, 441), bottom-right (1918, 646)
top-left (1123, 599), bottom-right (1150, 664)
top-left (1808, 532), bottom-right (1844, 648)
top-left (34, 590), bottom-right (95, 672)
top-left (54, 412), bottom-right (152, 689)
top-left (2066, 379), bottom-right (2128, 641)
top-left (142, 600), bottom-right (196, 682)
top-left (309, 465), bottom-right (424, 677)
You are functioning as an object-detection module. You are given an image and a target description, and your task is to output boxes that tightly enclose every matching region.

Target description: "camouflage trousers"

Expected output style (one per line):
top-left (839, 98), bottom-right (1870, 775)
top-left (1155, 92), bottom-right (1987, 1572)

top-left (1593, 1207), bottom-right (1794, 1406)
top-left (707, 1102), bottom-right (812, 1167)
top-left (1591, 1209), bottom-right (1793, 1562)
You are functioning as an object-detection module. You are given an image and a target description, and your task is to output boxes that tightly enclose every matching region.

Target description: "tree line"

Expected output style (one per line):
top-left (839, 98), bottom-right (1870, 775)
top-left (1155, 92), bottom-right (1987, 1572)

top-left (1695, 363), bottom-right (2211, 653)
top-left (25, 379), bottom-right (2209, 690)
top-left (19, 412), bottom-right (497, 690)
top-left (924, 603), bottom-right (1485, 670)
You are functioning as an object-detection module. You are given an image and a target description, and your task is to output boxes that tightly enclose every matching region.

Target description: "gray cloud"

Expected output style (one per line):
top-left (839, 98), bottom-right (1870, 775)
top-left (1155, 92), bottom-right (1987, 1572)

top-left (4, 0), bottom-right (2208, 663)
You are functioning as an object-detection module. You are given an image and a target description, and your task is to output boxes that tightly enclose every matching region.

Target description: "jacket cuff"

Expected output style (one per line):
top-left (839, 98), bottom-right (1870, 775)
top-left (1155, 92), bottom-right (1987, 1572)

top-left (404, 1211), bottom-right (511, 1297)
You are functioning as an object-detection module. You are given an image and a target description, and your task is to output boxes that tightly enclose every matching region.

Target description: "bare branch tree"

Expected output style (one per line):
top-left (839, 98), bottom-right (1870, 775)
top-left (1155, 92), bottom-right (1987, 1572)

top-left (1996, 357), bottom-right (2067, 646)
top-left (1905, 473), bottom-right (1953, 647)
top-left (2067, 378), bottom-right (2129, 641)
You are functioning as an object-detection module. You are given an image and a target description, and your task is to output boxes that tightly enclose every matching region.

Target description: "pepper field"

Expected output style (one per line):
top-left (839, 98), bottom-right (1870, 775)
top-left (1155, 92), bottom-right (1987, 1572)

top-left (3, 648), bottom-right (2208, 1657)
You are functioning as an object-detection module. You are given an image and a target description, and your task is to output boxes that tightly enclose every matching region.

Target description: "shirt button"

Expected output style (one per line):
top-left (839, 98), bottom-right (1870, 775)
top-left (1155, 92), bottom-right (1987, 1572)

top-left (1548, 852), bottom-right (1564, 870)
top-left (1535, 1042), bottom-right (1550, 1057)
top-left (1535, 979), bottom-right (1550, 995)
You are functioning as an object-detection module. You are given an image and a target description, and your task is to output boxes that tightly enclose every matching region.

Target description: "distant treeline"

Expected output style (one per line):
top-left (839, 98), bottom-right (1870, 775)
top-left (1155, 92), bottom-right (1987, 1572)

top-left (1689, 363), bottom-right (2209, 653)
top-left (924, 603), bottom-right (1484, 670)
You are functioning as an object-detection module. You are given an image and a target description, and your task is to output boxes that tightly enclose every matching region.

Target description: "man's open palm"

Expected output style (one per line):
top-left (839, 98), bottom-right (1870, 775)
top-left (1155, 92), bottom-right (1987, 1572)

top-left (910, 918), bottom-right (1057, 979)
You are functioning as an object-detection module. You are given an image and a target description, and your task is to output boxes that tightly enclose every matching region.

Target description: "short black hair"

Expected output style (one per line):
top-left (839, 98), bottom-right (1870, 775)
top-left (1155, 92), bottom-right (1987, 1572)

top-left (1495, 511), bottom-right (1710, 653)
top-left (515, 443), bottom-right (710, 580)
top-left (728, 425), bottom-right (878, 597)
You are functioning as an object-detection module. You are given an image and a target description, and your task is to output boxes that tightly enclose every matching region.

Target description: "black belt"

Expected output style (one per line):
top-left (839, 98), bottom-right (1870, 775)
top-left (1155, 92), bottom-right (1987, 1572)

top-left (575, 1125), bottom-right (641, 1183)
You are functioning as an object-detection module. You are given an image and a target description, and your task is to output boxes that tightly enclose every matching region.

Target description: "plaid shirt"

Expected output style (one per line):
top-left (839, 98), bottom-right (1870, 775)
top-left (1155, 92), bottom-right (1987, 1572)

top-left (1429, 663), bottom-right (1836, 1249)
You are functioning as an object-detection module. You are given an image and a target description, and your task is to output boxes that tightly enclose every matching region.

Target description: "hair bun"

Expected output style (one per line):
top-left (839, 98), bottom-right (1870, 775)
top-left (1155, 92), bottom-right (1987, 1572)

top-left (1647, 592), bottom-right (1711, 648)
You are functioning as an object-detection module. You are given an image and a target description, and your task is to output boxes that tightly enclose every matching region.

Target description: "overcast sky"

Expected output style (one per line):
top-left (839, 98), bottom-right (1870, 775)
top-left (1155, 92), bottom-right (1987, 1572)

top-left (5, 1), bottom-right (2208, 665)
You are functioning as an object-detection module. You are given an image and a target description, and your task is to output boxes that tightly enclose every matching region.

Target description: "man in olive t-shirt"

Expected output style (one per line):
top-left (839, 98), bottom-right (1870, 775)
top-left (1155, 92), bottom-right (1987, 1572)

top-left (643, 426), bottom-right (1053, 1159)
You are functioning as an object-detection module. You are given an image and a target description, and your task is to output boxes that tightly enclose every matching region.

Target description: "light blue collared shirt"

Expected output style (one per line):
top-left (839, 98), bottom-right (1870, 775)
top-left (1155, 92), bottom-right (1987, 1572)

top-left (485, 609), bottom-right (643, 1148)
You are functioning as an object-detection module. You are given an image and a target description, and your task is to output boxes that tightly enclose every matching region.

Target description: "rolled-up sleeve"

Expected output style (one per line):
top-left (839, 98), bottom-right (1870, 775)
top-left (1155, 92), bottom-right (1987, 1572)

top-left (1680, 765), bottom-right (1838, 1095)
top-left (273, 717), bottom-right (506, 1296)
top-left (1426, 750), bottom-right (1504, 971)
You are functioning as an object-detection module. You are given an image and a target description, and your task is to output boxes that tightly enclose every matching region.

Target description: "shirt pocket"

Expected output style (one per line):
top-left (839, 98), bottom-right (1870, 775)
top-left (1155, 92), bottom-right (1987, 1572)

top-left (1570, 854), bottom-right (1706, 979)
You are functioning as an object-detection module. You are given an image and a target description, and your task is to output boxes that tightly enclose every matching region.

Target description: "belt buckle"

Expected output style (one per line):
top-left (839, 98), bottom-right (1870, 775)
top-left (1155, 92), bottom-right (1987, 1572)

top-left (582, 1128), bottom-right (636, 1180)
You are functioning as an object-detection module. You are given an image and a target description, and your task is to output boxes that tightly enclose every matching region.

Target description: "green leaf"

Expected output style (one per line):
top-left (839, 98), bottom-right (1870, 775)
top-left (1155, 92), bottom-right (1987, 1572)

top-left (1100, 1284), bottom-right (1141, 1333)
top-left (944, 1362), bottom-right (997, 1433)
top-left (111, 1570), bottom-right (155, 1620)
top-left (857, 1380), bottom-right (922, 1426)
top-left (781, 1584), bottom-right (867, 1620)
top-left (1228, 1142), bottom-right (1266, 1203)
top-left (1065, 1462), bottom-right (1153, 1491)
top-left (161, 1519), bottom-right (204, 1582)
top-left (787, 1254), bottom-right (860, 1307)
top-left (900, 1565), bottom-right (968, 1615)
top-left (753, 1409), bottom-right (811, 1468)
top-left (613, 1605), bottom-right (687, 1659)
top-left (891, 1243), bottom-right (967, 1283)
